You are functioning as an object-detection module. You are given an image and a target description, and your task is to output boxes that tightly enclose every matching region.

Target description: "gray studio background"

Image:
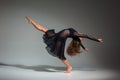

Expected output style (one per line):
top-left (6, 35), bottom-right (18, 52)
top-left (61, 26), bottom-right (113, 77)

top-left (0, 0), bottom-right (120, 69)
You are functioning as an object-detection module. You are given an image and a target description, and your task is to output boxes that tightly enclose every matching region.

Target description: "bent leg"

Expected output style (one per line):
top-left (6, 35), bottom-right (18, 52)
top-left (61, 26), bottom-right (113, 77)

top-left (55, 30), bottom-right (72, 73)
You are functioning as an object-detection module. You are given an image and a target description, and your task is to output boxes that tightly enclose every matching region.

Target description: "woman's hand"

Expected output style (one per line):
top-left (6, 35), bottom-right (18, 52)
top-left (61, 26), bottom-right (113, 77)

top-left (98, 38), bottom-right (103, 42)
top-left (79, 37), bottom-right (83, 41)
top-left (85, 48), bottom-right (89, 52)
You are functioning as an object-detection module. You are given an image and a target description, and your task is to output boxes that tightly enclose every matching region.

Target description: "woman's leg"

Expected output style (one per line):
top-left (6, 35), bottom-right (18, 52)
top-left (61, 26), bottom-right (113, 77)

top-left (26, 16), bottom-right (48, 32)
top-left (55, 30), bottom-right (72, 73)
top-left (55, 41), bottom-right (72, 73)
top-left (60, 59), bottom-right (72, 73)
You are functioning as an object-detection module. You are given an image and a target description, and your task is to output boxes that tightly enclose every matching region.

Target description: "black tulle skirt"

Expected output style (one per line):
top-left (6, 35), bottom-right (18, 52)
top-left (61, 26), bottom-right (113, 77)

top-left (42, 28), bottom-right (78, 60)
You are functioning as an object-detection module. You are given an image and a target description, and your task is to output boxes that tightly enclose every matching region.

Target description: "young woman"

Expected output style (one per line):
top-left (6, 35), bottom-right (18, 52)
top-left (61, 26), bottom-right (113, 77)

top-left (26, 17), bottom-right (103, 73)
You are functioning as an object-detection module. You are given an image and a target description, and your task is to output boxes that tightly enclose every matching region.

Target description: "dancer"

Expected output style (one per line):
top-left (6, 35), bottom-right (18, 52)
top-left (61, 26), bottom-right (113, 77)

top-left (26, 16), bottom-right (103, 73)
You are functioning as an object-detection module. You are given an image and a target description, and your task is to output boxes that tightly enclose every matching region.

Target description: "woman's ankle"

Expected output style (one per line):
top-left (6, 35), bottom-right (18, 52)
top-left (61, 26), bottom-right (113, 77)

top-left (64, 66), bottom-right (72, 73)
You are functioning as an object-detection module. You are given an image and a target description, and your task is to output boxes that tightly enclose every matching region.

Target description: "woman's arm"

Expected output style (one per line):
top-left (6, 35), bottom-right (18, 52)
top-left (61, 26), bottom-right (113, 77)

top-left (26, 16), bottom-right (48, 32)
top-left (76, 32), bottom-right (103, 42)
top-left (79, 37), bottom-right (89, 52)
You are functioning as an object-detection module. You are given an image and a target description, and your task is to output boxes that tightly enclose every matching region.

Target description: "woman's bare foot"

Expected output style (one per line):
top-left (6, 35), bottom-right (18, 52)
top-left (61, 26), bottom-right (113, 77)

top-left (60, 59), bottom-right (72, 73)
top-left (26, 16), bottom-right (32, 24)
top-left (64, 66), bottom-right (72, 73)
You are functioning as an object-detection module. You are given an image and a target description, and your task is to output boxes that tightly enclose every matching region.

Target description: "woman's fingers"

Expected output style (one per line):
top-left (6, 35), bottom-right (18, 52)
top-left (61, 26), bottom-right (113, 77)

top-left (98, 38), bottom-right (103, 42)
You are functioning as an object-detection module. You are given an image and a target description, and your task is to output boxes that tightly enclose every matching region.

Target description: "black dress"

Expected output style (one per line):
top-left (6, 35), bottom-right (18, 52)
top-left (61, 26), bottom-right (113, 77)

top-left (43, 28), bottom-right (100, 60)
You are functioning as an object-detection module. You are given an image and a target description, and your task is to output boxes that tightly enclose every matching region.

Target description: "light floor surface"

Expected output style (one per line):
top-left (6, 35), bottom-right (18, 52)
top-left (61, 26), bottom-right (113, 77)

top-left (0, 63), bottom-right (119, 80)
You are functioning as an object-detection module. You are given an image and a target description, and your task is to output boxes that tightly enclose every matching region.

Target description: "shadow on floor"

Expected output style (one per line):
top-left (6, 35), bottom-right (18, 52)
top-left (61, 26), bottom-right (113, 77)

top-left (0, 62), bottom-right (66, 72)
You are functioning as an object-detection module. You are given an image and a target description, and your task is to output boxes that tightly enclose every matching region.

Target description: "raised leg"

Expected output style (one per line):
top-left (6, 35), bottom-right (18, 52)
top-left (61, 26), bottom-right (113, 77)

top-left (26, 16), bottom-right (48, 32)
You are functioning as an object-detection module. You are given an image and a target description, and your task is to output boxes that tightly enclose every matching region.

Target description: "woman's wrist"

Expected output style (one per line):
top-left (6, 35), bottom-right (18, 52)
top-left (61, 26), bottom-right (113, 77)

top-left (85, 48), bottom-right (89, 52)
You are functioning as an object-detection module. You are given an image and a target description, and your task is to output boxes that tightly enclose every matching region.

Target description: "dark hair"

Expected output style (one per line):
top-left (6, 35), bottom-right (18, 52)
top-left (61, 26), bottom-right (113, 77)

top-left (67, 38), bottom-right (81, 56)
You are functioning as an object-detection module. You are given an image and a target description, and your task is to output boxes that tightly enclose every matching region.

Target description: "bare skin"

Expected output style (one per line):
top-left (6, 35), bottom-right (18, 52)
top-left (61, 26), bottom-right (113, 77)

top-left (98, 38), bottom-right (103, 42)
top-left (60, 59), bottom-right (72, 73)
top-left (26, 17), bottom-right (48, 32)
top-left (79, 38), bottom-right (103, 52)
top-left (26, 16), bottom-right (103, 73)
top-left (26, 16), bottom-right (73, 73)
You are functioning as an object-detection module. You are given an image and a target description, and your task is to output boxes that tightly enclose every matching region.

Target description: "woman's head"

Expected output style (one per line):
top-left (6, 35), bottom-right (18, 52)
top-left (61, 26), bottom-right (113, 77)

top-left (67, 37), bottom-right (81, 56)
